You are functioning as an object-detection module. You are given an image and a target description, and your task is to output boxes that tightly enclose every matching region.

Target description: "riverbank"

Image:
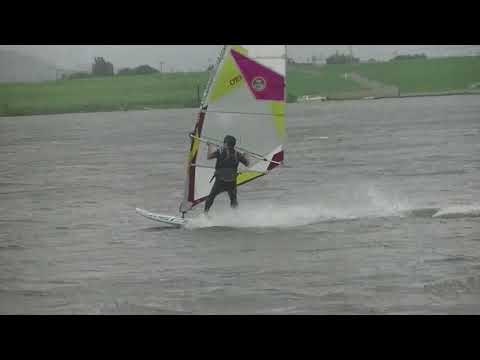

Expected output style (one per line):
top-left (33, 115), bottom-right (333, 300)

top-left (0, 72), bottom-right (210, 117)
top-left (1, 55), bottom-right (479, 117)
top-left (299, 89), bottom-right (480, 103)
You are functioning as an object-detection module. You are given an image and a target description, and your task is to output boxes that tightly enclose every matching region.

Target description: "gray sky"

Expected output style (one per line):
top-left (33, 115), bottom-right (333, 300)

top-left (1, 45), bottom-right (479, 71)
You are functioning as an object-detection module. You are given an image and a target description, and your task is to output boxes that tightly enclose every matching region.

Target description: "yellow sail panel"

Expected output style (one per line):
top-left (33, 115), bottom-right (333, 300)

top-left (271, 101), bottom-right (286, 140)
top-left (237, 171), bottom-right (265, 186)
top-left (208, 46), bottom-right (248, 103)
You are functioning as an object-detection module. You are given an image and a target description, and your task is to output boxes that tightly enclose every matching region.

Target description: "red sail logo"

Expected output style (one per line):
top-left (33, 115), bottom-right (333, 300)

top-left (251, 77), bottom-right (266, 92)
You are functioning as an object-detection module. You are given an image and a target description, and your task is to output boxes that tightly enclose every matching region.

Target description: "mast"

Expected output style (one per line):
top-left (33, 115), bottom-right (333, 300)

top-left (200, 45), bottom-right (227, 109)
top-left (180, 46), bottom-right (227, 216)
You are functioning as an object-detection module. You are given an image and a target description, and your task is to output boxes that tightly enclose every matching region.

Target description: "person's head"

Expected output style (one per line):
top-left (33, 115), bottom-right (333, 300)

top-left (223, 135), bottom-right (236, 149)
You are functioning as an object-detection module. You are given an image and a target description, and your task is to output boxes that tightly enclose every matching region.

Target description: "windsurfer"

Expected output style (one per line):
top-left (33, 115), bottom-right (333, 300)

top-left (204, 135), bottom-right (249, 213)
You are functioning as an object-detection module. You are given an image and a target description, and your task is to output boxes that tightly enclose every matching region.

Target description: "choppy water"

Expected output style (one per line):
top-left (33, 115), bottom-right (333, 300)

top-left (1, 95), bottom-right (479, 314)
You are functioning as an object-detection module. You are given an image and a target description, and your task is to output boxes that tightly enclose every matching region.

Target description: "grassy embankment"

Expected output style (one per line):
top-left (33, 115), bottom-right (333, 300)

top-left (1, 56), bottom-right (480, 116)
top-left (293, 56), bottom-right (480, 96)
top-left (0, 72), bottom-right (210, 116)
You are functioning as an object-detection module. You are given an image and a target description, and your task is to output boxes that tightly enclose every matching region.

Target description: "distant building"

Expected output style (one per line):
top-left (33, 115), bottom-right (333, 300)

top-left (92, 57), bottom-right (114, 77)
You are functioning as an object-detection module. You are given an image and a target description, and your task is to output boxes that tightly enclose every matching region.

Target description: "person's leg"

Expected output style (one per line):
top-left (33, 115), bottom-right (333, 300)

top-left (226, 182), bottom-right (238, 209)
top-left (204, 180), bottom-right (223, 213)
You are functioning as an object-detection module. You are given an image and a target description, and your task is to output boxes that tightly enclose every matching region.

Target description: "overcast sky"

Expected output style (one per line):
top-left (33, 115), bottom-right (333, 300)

top-left (1, 45), bottom-right (479, 71)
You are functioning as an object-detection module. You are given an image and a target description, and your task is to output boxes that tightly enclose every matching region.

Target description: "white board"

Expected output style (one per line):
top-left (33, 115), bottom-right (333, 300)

top-left (136, 208), bottom-right (187, 227)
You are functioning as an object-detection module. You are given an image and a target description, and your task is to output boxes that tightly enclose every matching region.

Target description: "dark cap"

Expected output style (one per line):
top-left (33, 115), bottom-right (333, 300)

top-left (223, 135), bottom-right (236, 147)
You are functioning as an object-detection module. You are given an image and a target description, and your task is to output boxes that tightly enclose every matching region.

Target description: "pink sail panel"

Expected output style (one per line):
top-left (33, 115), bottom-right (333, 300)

top-left (267, 151), bottom-right (284, 171)
top-left (231, 49), bottom-right (285, 101)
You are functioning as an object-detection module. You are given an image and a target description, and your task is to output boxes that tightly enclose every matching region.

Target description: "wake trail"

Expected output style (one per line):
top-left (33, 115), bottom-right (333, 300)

top-left (184, 185), bottom-right (480, 229)
top-left (186, 186), bottom-right (412, 229)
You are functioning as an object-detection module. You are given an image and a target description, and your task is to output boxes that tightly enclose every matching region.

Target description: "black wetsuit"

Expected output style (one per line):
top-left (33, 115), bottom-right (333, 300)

top-left (204, 146), bottom-right (249, 213)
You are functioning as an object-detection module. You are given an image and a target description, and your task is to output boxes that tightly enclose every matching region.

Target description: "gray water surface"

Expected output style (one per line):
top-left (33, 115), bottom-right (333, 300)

top-left (1, 95), bottom-right (479, 314)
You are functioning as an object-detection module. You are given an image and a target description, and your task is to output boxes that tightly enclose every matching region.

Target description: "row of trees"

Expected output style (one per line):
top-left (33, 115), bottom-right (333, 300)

top-left (326, 53), bottom-right (360, 64)
top-left (287, 53), bottom-right (360, 65)
top-left (288, 52), bottom-right (428, 66)
top-left (63, 51), bottom-right (430, 81)
top-left (391, 53), bottom-right (428, 61)
top-left (117, 65), bottom-right (158, 76)
top-left (64, 57), bottom-right (160, 80)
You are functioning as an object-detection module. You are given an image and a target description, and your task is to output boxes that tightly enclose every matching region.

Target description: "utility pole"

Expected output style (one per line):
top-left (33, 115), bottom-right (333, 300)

top-left (55, 68), bottom-right (63, 81)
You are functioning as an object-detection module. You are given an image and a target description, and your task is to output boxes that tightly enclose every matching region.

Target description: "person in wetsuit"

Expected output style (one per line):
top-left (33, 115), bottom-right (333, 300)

top-left (204, 135), bottom-right (249, 214)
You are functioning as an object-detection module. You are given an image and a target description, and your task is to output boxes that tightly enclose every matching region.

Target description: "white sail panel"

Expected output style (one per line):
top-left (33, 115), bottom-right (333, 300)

top-left (241, 45), bottom-right (286, 75)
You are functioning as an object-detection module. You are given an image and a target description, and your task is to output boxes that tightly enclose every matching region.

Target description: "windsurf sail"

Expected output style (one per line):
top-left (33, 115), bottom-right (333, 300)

top-left (179, 45), bottom-right (287, 215)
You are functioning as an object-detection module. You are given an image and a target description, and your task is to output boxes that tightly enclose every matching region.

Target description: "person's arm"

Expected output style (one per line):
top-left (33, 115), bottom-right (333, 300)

top-left (239, 152), bottom-right (250, 167)
top-left (207, 144), bottom-right (218, 160)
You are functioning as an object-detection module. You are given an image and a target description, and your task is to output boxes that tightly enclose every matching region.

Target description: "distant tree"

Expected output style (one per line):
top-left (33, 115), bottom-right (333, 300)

top-left (368, 58), bottom-right (377, 63)
top-left (206, 64), bottom-right (214, 72)
top-left (391, 53), bottom-right (427, 61)
top-left (287, 57), bottom-right (296, 64)
top-left (134, 65), bottom-right (158, 75)
top-left (67, 72), bottom-right (91, 80)
top-left (326, 53), bottom-right (360, 65)
top-left (92, 57), bottom-right (114, 77)
top-left (117, 67), bottom-right (133, 76)
top-left (117, 65), bottom-right (158, 76)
